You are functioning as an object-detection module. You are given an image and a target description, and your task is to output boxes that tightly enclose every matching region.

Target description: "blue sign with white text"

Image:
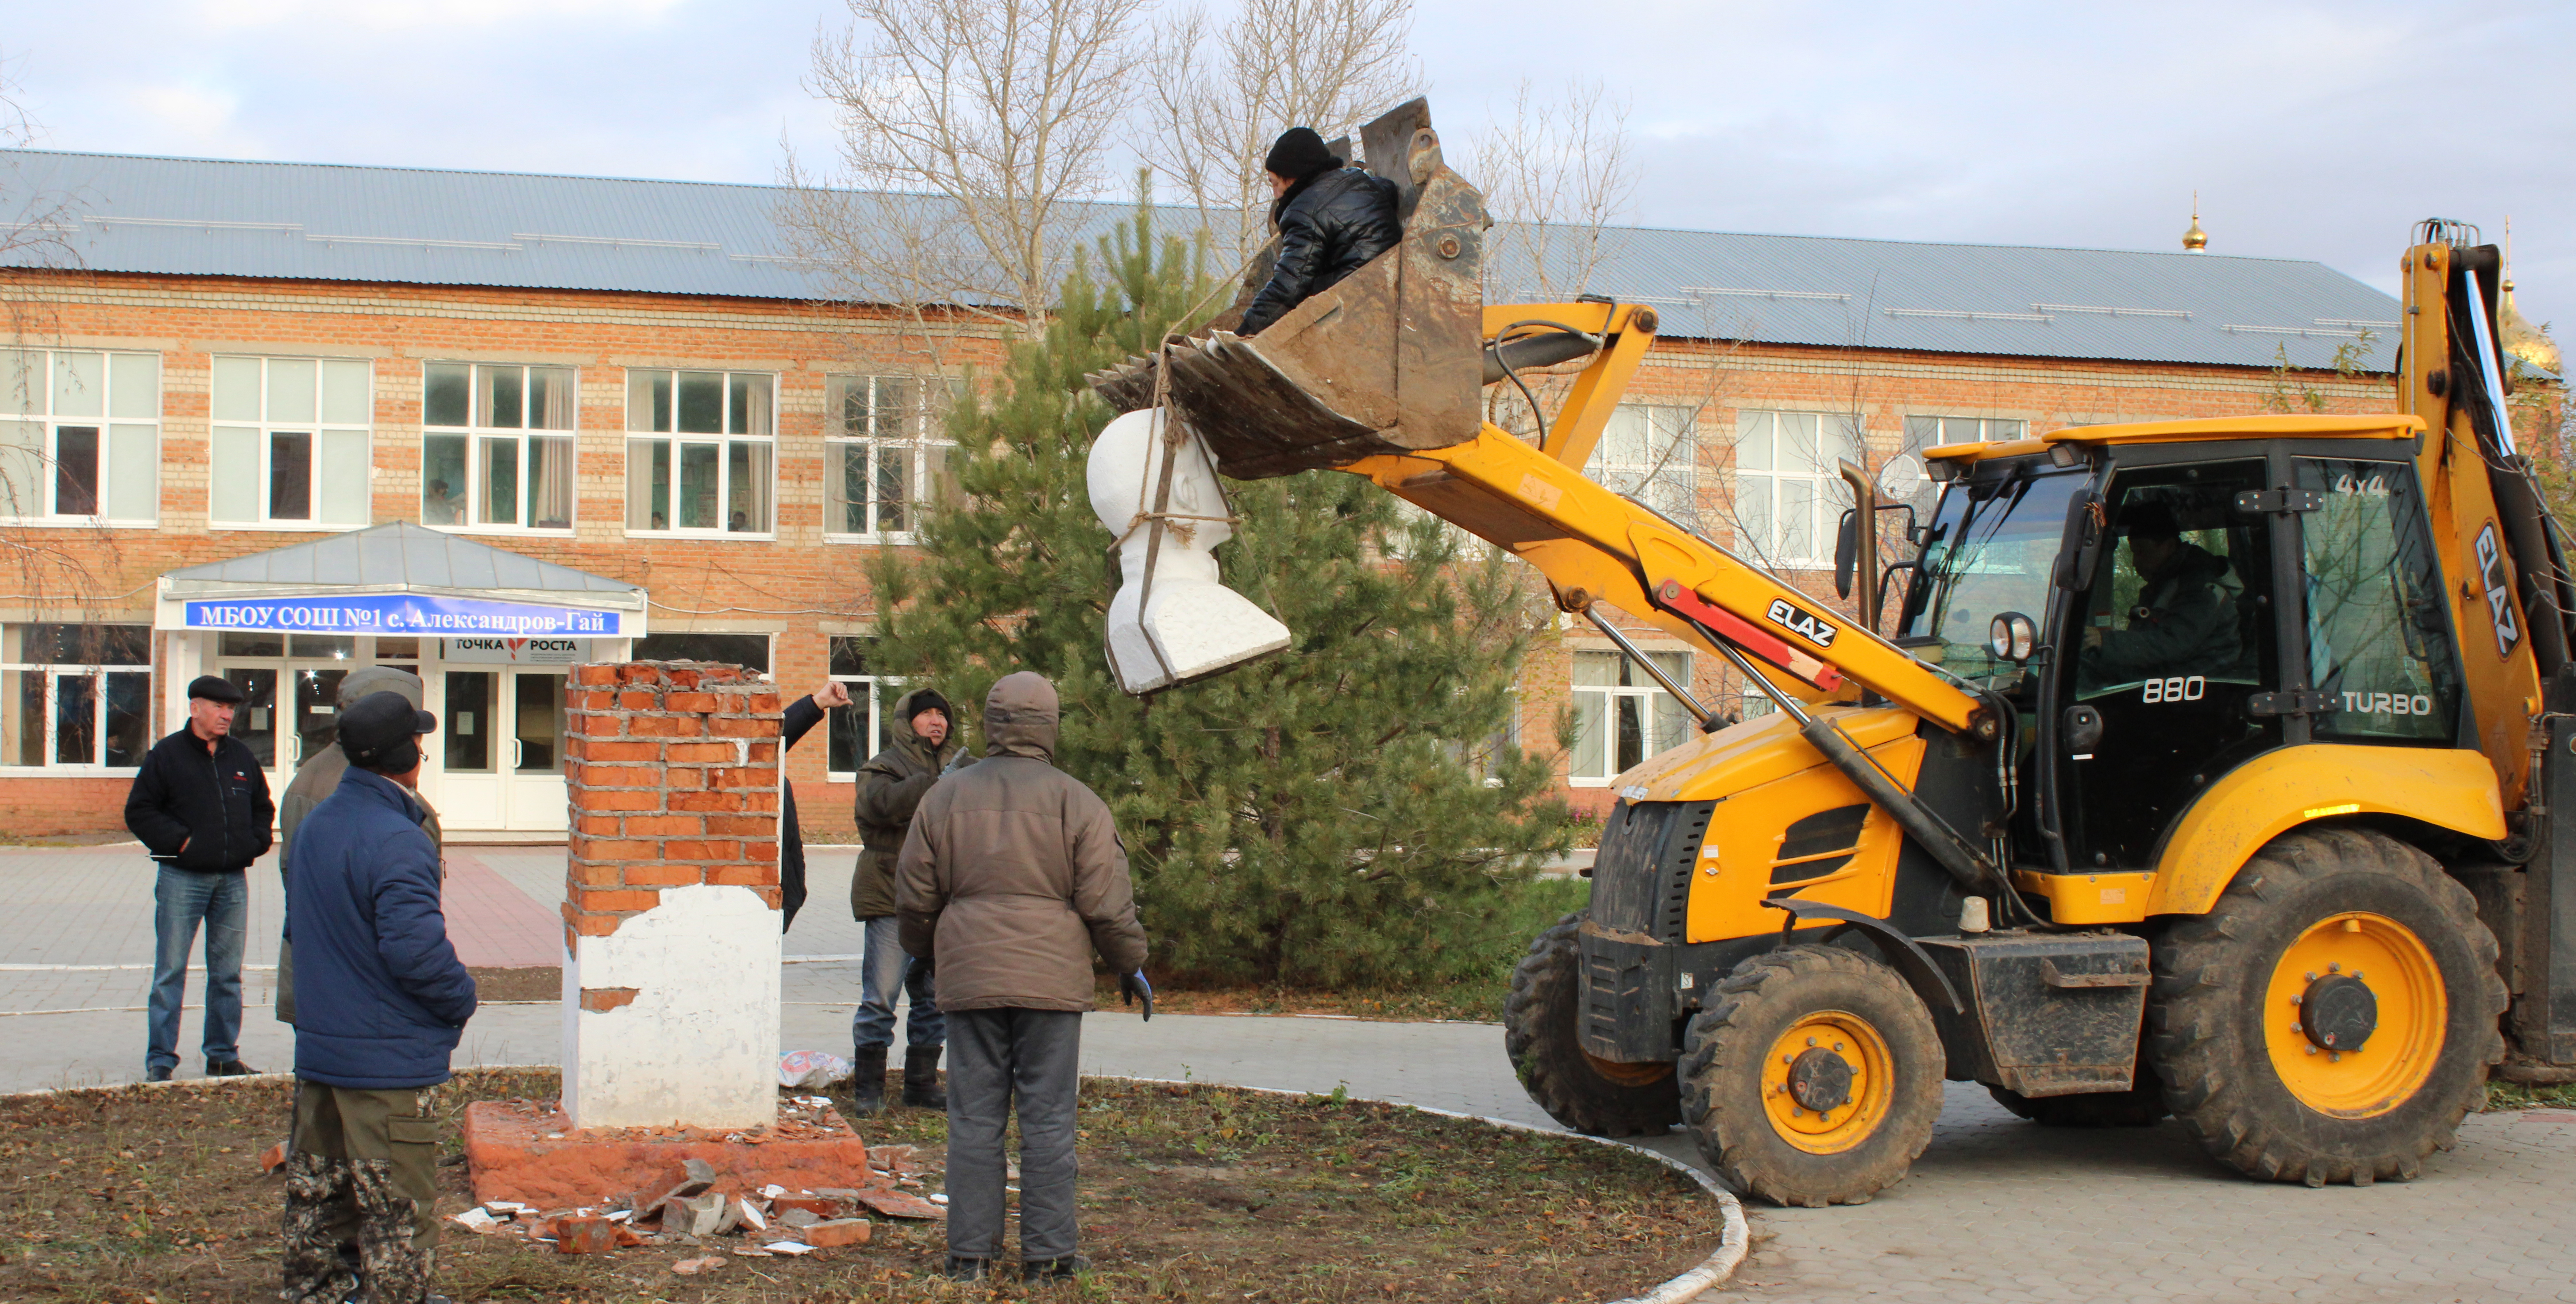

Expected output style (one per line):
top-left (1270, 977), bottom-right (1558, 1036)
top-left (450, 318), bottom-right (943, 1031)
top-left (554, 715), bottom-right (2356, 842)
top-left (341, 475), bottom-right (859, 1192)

top-left (184, 594), bottom-right (625, 637)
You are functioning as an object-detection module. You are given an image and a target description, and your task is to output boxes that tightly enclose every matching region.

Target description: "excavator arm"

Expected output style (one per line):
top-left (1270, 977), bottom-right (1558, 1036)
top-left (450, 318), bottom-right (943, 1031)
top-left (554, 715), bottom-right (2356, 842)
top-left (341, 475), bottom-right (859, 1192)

top-left (1342, 300), bottom-right (1987, 738)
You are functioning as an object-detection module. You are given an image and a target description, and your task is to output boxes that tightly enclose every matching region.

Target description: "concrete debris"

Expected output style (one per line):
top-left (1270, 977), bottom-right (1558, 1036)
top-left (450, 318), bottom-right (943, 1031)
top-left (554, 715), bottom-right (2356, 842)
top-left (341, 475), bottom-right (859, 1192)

top-left (671, 1256), bottom-right (727, 1275)
top-left (661, 1191), bottom-right (733, 1238)
top-left (736, 1196), bottom-right (768, 1231)
top-left (771, 1195), bottom-right (845, 1219)
top-left (449, 1208), bottom-right (502, 1233)
top-left (765, 1240), bottom-right (817, 1255)
top-left (779, 1208), bottom-right (821, 1229)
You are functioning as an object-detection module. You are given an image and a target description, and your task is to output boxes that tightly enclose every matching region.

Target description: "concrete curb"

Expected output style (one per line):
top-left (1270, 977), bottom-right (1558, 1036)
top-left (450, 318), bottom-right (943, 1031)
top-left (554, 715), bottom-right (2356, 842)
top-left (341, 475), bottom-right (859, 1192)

top-left (5, 1066), bottom-right (1752, 1302)
top-left (1111, 1074), bottom-right (1749, 1304)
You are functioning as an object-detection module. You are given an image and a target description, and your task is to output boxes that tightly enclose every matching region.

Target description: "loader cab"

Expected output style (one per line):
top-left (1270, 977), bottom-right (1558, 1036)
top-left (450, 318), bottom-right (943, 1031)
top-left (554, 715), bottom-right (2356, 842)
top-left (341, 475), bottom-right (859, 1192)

top-left (1899, 421), bottom-right (2466, 887)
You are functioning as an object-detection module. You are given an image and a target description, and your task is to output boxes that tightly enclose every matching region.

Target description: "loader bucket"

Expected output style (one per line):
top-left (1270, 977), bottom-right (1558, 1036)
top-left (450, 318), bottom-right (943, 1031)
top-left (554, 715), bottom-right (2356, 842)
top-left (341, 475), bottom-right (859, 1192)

top-left (1087, 98), bottom-right (1489, 481)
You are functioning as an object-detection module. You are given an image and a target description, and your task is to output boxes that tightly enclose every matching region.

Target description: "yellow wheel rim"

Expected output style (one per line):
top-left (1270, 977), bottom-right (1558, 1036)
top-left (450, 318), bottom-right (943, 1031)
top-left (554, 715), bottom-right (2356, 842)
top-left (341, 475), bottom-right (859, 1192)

top-left (1760, 1011), bottom-right (1894, 1154)
top-left (2262, 911), bottom-right (2446, 1118)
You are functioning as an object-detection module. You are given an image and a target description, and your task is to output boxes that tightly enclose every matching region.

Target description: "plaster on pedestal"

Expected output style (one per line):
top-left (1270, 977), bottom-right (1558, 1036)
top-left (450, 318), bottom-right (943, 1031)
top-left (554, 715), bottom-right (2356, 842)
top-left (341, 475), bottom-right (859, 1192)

top-left (562, 882), bottom-right (781, 1130)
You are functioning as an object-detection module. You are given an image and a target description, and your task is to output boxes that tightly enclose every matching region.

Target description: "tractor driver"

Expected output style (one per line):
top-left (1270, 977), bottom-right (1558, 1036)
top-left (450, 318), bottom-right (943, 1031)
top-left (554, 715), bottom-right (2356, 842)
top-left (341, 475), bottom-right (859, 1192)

top-left (1235, 127), bottom-right (1403, 337)
top-left (2081, 501), bottom-right (2241, 684)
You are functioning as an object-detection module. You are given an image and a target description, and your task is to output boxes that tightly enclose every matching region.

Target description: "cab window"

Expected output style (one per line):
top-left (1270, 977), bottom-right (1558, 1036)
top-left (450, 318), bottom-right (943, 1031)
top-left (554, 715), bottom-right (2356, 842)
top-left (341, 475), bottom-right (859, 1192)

top-left (1897, 464), bottom-right (2086, 690)
top-left (2298, 459), bottom-right (2459, 744)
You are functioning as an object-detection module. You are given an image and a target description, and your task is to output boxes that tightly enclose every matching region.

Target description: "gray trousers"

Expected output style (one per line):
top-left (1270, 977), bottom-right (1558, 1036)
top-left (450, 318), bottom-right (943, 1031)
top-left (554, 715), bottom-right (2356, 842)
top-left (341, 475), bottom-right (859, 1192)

top-left (944, 1007), bottom-right (1081, 1262)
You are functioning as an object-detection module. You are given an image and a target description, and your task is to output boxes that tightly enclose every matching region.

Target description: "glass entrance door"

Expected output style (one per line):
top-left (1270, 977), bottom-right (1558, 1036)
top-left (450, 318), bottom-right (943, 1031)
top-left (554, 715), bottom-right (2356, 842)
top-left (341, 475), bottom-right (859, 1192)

top-left (437, 668), bottom-right (567, 832)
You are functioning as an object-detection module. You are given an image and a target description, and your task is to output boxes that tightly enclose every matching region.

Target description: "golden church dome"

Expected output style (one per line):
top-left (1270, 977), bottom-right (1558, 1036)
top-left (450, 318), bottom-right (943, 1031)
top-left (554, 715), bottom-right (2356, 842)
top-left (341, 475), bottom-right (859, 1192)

top-left (2183, 194), bottom-right (2207, 252)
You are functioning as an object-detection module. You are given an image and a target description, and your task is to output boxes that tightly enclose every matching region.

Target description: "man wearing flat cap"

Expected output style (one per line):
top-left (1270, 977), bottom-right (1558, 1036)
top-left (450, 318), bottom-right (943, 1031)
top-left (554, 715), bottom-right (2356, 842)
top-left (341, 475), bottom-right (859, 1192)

top-left (281, 691), bottom-right (476, 1304)
top-left (125, 673), bottom-right (276, 1082)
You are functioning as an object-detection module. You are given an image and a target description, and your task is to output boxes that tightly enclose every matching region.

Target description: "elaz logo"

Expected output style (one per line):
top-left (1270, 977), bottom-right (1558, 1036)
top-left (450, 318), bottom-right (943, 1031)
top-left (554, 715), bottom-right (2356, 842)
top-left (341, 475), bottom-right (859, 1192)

top-left (1765, 598), bottom-right (1838, 649)
top-left (2476, 523), bottom-right (2521, 658)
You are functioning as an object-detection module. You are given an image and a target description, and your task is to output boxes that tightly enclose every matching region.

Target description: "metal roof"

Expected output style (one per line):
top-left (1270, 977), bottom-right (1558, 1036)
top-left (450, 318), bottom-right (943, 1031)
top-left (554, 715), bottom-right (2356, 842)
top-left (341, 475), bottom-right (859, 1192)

top-left (5, 147), bottom-right (2402, 372)
top-left (160, 521), bottom-right (644, 608)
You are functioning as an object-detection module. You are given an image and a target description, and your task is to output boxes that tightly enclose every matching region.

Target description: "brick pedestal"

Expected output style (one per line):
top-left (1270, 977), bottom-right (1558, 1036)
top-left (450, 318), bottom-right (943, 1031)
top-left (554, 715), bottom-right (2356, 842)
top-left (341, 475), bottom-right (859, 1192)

top-left (558, 660), bottom-right (783, 1130)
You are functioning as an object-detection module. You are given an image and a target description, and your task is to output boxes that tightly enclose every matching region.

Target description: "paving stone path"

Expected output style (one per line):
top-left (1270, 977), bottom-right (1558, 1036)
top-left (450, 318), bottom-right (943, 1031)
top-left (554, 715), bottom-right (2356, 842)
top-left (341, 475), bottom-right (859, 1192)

top-left (6, 846), bottom-right (2572, 1301)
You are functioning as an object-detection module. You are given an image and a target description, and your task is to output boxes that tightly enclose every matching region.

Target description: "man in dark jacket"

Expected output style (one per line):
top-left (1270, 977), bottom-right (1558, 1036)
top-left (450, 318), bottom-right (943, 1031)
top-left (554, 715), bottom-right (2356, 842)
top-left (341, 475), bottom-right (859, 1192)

top-left (898, 672), bottom-right (1149, 1282)
top-left (281, 691), bottom-right (475, 1304)
top-left (849, 686), bottom-right (955, 1115)
top-left (275, 666), bottom-right (444, 1026)
top-left (125, 674), bottom-right (274, 1082)
top-left (1236, 126), bottom-right (1404, 337)
top-left (2082, 502), bottom-right (2243, 683)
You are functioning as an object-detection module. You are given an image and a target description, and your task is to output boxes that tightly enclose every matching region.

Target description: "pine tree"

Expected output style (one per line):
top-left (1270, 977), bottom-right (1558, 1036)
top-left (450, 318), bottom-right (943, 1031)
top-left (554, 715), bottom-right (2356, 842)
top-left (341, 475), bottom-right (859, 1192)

top-left (867, 189), bottom-right (1577, 990)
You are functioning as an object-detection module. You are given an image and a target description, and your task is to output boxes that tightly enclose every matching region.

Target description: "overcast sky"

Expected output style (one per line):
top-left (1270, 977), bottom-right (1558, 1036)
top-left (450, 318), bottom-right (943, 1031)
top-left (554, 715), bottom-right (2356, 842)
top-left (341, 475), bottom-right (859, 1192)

top-left (6, 0), bottom-right (2568, 334)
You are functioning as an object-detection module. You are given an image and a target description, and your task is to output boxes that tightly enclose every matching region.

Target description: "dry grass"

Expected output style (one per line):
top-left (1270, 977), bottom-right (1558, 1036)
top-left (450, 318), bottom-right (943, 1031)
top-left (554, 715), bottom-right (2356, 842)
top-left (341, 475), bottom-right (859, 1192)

top-left (0, 1067), bottom-right (1712, 1303)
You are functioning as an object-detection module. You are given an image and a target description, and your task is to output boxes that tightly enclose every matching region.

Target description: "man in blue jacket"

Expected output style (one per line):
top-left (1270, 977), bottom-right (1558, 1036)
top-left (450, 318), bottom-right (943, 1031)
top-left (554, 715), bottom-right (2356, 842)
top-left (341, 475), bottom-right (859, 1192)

top-left (281, 692), bottom-right (476, 1304)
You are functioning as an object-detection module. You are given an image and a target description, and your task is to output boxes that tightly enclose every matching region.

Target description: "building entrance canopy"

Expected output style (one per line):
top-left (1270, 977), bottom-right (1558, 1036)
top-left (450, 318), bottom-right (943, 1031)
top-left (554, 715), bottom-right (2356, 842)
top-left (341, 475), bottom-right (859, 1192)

top-left (153, 521), bottom-right (646, 637)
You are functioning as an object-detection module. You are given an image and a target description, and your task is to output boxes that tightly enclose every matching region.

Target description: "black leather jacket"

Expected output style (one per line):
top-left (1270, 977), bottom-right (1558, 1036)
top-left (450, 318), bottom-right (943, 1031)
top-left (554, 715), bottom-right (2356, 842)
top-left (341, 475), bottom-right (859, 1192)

top-left (1239, 167), bottom-right (1403, 336)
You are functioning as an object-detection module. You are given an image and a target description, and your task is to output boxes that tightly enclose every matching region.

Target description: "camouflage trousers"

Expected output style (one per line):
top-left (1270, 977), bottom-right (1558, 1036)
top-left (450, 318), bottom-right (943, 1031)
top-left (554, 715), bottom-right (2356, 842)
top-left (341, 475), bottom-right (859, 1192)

top-left (281, 1080), bottom-right (442, 1304)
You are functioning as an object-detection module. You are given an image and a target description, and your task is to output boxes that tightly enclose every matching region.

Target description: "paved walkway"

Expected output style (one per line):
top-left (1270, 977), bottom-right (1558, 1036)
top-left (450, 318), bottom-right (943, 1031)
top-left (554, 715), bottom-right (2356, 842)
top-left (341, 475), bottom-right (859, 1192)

top-left (6, 846), bottom-right (2573, 1301)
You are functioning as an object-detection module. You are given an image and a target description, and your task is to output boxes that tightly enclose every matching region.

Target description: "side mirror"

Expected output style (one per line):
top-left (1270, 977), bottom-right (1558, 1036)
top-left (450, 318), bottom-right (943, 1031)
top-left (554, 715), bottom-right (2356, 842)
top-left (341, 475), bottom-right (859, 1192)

top-left (2053, 489), bottom-right (2106, 592)
top-left (1833, 508), bottom-right (1860, 599)
top-left (1988, 611), bottom-right (2039, 664)
top-left (1876, 452), bottom-right (1928, 502)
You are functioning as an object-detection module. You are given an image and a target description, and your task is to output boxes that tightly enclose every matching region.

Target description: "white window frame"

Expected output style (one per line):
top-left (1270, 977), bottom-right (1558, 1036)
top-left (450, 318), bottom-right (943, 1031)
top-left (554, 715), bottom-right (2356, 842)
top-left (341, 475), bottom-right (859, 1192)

top-left (1587, 403), bottom-right (1698, 524)
top-left (0, 349), bottom-right (161, 526)
top-left (208, 355), bottom-right (373, 530)
top-left (1732, 410), bottom-right (1861, 570)
top-left (1568, 647), bottom-right (1693, 787)
top-left (825, 634), bottom-right (893, 780)
top-left (420, 362), bottom-right (578, 534)
top-left (0, 623), bottom-right (154, 771)
top-left (623, 369), bottom-right (776, 539)
top-left (825, 374), bottom-right (955, 543)
top-left (1902, 415), bottom-right (2025, 451)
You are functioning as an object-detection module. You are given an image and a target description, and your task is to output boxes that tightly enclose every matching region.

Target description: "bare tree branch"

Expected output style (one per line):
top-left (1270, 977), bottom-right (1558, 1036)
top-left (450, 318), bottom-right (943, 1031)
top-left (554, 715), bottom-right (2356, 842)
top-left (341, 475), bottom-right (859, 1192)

top-left (1140, 0), bottom-right (1420, 264)
top-left (779, 0), bottom-right (1153, 348)
top-left (1463, 78), bottom-right (1639, 302)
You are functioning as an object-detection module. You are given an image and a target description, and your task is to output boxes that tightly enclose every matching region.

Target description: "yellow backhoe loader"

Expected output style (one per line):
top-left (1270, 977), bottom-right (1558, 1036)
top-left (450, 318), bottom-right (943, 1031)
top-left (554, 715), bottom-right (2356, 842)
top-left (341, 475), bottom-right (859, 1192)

top-left (1090, 99), bottom-right (2570, 1206)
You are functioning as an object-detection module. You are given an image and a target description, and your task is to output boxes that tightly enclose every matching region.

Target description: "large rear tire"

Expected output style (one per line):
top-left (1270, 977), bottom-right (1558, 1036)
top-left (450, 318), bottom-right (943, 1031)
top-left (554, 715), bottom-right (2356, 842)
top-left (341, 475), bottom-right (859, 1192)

top-left (2147, 826), bottom-right (2505, 1186)
top-left (1677, 945), bottom-right (1944, 1207)
top-left (1503, 911), bottom-right (1680, 1138)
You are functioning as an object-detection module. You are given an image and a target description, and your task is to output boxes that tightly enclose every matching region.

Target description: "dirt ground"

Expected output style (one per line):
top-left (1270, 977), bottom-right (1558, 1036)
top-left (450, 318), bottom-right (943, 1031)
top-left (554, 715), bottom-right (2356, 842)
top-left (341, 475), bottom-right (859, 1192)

top-left (0, 1068), bottom-right (1712, 1303)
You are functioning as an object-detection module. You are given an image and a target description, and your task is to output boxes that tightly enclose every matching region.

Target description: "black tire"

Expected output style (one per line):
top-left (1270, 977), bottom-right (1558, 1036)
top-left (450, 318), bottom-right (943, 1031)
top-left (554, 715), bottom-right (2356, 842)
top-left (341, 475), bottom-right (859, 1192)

top-left (2147, 826), bottom-right (2505, 1186)
top-left (1677, 945), bottom-right (1944, 1207)
top-left (1503, 911), bottom-right (1680, 1138)
top-left (1986, 1080), bottom-right (2168, 1128)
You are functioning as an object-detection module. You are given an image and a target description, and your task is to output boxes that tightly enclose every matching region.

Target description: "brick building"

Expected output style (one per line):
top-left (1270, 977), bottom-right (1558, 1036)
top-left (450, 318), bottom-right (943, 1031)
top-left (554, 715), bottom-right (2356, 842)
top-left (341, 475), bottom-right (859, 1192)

top-left (0, 148), bottom-right (2428, 834)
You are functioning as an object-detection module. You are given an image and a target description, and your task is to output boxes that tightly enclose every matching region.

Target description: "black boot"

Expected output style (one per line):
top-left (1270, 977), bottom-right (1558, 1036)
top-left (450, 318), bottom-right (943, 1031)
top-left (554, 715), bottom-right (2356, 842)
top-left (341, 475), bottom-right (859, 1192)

top-left (902, 1046), bottom-right (947, 1110)
top-left (942, 1254), bottom-right (992, 1281)
top-left (849, 1046), bottom-right (888, 1117)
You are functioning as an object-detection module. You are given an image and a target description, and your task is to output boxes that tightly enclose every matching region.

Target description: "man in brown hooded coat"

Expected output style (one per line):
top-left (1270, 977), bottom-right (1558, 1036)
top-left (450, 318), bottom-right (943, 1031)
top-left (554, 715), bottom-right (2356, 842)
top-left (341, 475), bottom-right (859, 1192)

top-left (898, 672), bottom-right (1147, 1281)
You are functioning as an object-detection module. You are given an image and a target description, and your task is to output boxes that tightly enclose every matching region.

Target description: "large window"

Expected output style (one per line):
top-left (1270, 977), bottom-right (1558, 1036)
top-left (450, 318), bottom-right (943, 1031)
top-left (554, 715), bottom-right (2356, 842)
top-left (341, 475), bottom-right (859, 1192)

top-left (1734, 411), bottom-right (1859, 568)
top-left (2299, 459), bottom-right (2460, 744)
top-left (0, 624), bottom-right (151, 769)
top-left (1570, 648), bottom-right (1691, 785)
top-left (1587, 403), bottom-right (1697, 522)
top-left (625, 370), bottom-right (773, 535)
top-left (827, 375), bottom-right (954, 540)
top-left (0, 350), bottom-right (159, 524)
top-left (826, 636), bottom-right (895, 777)
top-left (422, 363), bottom-right (575, 531)
top-left (210, 356), bottom-right (371, 528)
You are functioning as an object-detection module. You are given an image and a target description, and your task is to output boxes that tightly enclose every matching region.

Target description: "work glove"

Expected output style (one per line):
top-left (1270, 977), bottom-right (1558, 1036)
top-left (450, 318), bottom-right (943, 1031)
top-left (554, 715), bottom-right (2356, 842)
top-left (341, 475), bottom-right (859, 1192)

top-left (1120, 970), bottom-right (1154, 1022)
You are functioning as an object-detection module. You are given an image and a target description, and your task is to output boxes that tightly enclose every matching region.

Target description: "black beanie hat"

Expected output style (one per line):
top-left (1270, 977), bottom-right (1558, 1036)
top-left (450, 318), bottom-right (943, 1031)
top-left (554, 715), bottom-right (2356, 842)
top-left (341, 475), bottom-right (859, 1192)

top-left (1263, 127), bottom-right (1341, 181)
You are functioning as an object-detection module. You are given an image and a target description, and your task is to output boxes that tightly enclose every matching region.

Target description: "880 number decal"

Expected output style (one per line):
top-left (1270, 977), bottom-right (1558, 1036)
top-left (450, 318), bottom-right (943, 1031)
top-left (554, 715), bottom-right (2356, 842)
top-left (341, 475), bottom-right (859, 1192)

top-left (2141, 676), bottom-right (2205, 703)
